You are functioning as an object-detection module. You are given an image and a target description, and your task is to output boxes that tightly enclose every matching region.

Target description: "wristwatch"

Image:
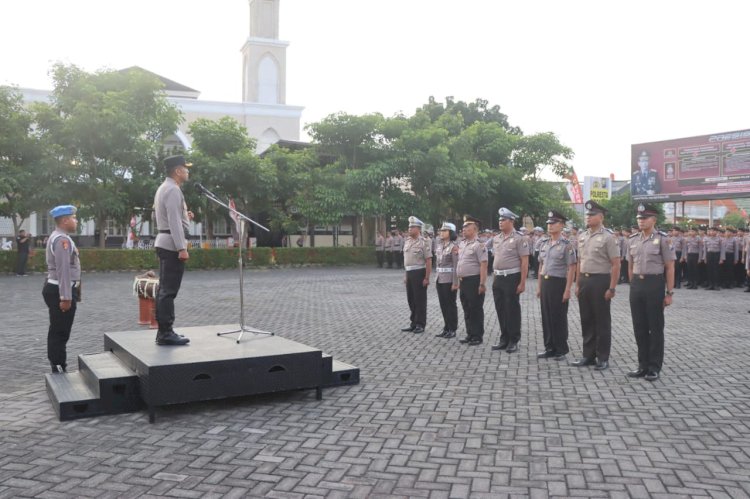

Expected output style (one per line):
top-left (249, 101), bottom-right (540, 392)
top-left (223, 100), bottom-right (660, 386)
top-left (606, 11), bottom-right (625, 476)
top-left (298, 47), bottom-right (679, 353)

top-left (607, 288), bottom-right (616, 293)
top-left (665, 290), bottom-right (674, 296)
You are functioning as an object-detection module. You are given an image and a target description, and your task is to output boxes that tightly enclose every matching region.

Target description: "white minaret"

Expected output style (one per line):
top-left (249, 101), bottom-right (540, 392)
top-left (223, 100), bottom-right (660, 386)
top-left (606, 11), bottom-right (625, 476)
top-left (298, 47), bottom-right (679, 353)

top-left (242, 0), bottom-right (288, 104)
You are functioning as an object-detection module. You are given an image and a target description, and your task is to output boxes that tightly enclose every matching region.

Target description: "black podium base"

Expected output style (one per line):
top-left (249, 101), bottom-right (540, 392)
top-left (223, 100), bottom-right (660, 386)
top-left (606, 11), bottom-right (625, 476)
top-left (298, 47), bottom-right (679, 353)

top-left (46, 325), bottom-right (359, 422)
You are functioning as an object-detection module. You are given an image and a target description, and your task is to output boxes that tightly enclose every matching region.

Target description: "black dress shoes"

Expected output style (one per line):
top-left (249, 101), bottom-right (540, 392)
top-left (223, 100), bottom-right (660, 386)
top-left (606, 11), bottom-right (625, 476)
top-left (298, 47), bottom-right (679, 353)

top-left (491, 342), bottom-right (508, 351)
top-left (594, 360), bottom-right (609, 371)
top-left (156, 331), bottom-right (190, 346)
top-left (627, 368), bottom-right (647, 378)
top-left (537, 350), bottom-right (555, 359)
top-left (467, 337), bottom-right (483, 346)
top-left (571, 357), bottom-right (596, 367)
top-left (413, 326), bottom-right (425, 334)
top-left (505, 343), bottom-right (518, 353)
top-left (401, 325), bottom-right (416, 332)
top-left (443, 330), bottom-right (456, 338)
top-left (553, 353), bottom-right (567, 361)
top-left (644, 371), bottom-right (659, 381)
top-left (459, 336), bottom-right (471, 344)
top-left (435, 329), bottom-right (447, 337)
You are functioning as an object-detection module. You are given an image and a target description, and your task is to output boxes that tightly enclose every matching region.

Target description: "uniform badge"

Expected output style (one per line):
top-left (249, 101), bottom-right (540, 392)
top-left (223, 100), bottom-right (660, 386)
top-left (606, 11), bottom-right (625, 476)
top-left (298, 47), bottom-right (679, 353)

top-left (653, 239), bottom-right (660, 245)
top-left (62, 239), bottom-right (69, 250)
top-left (509, 238), bottom-right (514, 243)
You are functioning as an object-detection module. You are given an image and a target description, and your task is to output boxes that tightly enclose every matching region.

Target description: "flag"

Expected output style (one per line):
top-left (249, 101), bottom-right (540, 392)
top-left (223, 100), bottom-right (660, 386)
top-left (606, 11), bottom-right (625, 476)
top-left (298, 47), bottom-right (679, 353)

top-left (563, 167), bottom-right (584, 204)
top-left (130, 215), bottom-right (136, 228)
top-left (228, 198), bottom-right (242, 234)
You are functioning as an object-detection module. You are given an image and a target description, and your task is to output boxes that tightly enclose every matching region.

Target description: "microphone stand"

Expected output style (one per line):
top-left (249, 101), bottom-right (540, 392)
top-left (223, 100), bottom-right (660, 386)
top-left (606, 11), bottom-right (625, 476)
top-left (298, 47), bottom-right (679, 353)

top-left (195, 184), bottom-right (273, 343)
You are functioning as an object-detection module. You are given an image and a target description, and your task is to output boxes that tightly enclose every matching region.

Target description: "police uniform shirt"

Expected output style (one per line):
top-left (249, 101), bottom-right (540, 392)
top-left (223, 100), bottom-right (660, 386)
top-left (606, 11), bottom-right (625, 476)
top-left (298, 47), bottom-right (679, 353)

top-left (456, 237), bottom-right (488, 277)
top-left (578, 227), bottom-right (620, 274)
top-left (492, 231), bottom-right (530, 271)
top-left (394, 234), bottom-right (404, 252)
top-left (385, 235), bottom-right (394, 251)
top-left (375, 234), bottom-right (385, 251)
top-left (403, 236), bottom-right (432, 268)
top-left (703, 235), bottom-right (722, 254)
top-left (46, 229), bottom-right (81, 301)
top-left (627, 231), bottom-right (676, 274)
top-left (671, 234), bottom-right (684, 253)
top-left (724, 236), bottom-right (738, 260)
top-left (538, 237), bottom-right (577, 278)
top-left (435, 241), bottom-right (459, 286)
top-left (685, 235), bottom-right (701, 254)
top-left (154, 177), bottom-right (190, 252)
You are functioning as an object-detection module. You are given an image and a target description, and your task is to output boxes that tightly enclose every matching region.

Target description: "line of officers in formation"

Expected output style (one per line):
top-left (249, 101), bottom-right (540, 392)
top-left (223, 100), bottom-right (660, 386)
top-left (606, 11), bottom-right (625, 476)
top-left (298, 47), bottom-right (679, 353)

top-left (375, 201), bottom-right (750, 382)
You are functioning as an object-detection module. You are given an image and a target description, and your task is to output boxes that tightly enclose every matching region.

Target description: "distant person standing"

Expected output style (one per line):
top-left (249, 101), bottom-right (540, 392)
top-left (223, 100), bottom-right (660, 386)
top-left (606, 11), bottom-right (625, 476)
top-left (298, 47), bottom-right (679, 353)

top-left (43, 205), bottom-right (81, 373)
top-left (626, 204), bottom-right (675, 382)
top-left (702, 226), bottom-right (723, 290)
top-left (434, 222), bottom-right (459, 339)
top-left (375, 230), bottom-right (385, 268)
top-left (153, 155), bottom-right (193, 346)
top-left (572, 201), bottom-right (620, 371)
top-left (15, 229), bottom-right (31, 276)
top-left (385, 231), bottom-right (395, 268)
top-left (399, 217), bottom-right (432, 334)
top-left (684, 227), bottom-right (702, 289)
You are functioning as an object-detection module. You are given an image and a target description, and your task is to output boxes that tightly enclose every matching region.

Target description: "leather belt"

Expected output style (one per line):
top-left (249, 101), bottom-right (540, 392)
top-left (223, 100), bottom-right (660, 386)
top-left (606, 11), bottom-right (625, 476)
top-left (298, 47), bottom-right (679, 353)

top-left (494, 267), bottom-right (520, 276)
top-left (405, 264), bottom-right (426, 271)
top-left (47, 279), bottom-right (79, 286)
top-left (637, 274), bottom-right (664, 279)
top-left (582, 273), bottom-right (609, 277)
top-left (542, 275), bottom-right (564, 280)
top-left (159, 230), bottom-right (171, 233)
top-left (436, 267), bottom-right (453, 273)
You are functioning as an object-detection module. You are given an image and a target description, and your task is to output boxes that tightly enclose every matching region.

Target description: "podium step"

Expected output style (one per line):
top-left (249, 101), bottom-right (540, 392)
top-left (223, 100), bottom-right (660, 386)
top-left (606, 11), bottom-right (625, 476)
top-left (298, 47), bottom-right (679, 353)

top-left (324, 360), bottom-right (360, 387)
top-left (45, 372), bottom-right (105, 421)
top-left (79, 352), bottom-right (142, 414)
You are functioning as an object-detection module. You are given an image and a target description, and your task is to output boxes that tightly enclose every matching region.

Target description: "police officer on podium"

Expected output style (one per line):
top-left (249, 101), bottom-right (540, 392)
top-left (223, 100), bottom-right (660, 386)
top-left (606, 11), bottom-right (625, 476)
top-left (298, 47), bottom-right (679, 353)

top-left (400, 216), bottom-right (432, 334)
top-left (490, 207), bottom-right (529, 353)
top-left (573, 200), bottom-right (620, 371)
top-left (43, 205), bottom-right (81, 373)
top-left (154, 155), bottom-right (192, 346)
top-left (627, 203), bottom-right (675, 382)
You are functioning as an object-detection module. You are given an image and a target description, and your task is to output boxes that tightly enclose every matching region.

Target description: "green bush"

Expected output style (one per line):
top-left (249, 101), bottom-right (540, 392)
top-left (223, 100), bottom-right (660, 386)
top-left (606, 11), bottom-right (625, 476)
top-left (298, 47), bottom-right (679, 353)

top-left (1, 246), bottom-right (376, 273)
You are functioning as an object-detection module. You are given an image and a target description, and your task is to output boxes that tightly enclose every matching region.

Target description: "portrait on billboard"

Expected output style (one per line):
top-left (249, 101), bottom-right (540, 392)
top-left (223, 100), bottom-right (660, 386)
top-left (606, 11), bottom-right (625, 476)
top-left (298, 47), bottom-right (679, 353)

top-left (664, 162), bottom-right (676, 180)
top-left (631, 150), bottom-right (660, 195)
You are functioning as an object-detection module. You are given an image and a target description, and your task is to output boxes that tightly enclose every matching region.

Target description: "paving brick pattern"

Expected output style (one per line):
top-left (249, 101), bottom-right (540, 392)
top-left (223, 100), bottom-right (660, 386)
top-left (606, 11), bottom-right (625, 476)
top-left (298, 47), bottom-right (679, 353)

top-left (1, 267), bottom-right (749, 498)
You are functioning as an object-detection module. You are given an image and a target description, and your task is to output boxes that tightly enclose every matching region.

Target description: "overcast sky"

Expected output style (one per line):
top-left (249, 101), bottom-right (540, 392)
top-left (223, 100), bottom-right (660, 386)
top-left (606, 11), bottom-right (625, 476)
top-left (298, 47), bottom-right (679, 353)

top-left (3, 0), bottom-right (749, 181)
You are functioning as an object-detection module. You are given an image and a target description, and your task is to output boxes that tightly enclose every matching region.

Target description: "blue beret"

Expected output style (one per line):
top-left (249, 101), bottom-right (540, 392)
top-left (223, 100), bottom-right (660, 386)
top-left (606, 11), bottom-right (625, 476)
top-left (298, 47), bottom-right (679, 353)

top-left (49, 205), bottom-right (77, 219)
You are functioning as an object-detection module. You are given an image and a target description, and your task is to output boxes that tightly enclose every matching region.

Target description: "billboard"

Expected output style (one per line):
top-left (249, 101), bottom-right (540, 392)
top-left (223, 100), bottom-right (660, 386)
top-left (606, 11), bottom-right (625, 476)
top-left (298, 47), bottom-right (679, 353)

top-left (583, 176), bottom-right (611, 202)
top-left (632, 128), bottom-right (750, 202)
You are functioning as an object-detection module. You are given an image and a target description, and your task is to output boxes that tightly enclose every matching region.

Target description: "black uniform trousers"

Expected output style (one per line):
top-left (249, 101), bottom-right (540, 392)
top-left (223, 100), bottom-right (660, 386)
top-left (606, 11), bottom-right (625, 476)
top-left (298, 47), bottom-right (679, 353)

top-left (629, 274), bottom-right (665, 373)
top-left (674, 251), bottom-right (682, 288)
top-left (698, 260), bottom-right (707, 286)
top-left (577, 273), bottom-right (611, 362)
top-left (459, 275), bottom-right (484, 340)
top-left (376, 250), bottom-right (384, 268)
top-left (436, 282), bottom-right (458, 332)
top-left (16, 251), bottom-right (29, 275)
top-left (156, 248), bottom-right (186, 331)
top-left (405, 268), bottom-right (427, 328)
top-left (619, 258), bottom-right (629, 283)
top-left (492, 272), bottom-right (522, 345)
top-left (686, 253), bottom-right (699, 287)
top-left (43, 282), bottom-right (78, 370)
top-left (539, 276), bottom-right (569, 355)
top-left (722, 253), bottom-right (735, 288)
top-left (706, 252), bottom-right (721, 288)
top-left (386, 251), bottom-right (394, 268)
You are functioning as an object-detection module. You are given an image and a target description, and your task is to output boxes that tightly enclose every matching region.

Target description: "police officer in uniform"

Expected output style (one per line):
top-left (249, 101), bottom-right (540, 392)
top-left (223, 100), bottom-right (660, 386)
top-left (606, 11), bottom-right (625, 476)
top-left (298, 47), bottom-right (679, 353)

top-left (573, 200), bottom-right (620, 371)
top-left (702, 226), bottom-right (723, 290)
top-left (684, 227), bottom-right (702, 289)
top-left (627, 204), bottom-right (675, 382)
top-left (434, 222), bottom-right (459, 338)
top-left (536, 210), bottom-right (576, 361)
top-left (671, 226), bottom-right (684, 288)
top-left (400, 216), bottom-right (432, 334)
top-left (154, 155), bottom-right (192, 346)
top-left (375, 230), bottom-right (385, 268)
top-left (490, 208), bottom-right (529, 353)
top-left (43, 205), bottom-right (81, 373)
top-left (722, 227), bottom-right (738, 288)
top-left (631, 150), bottom-right (660, 195)
top-left (457, 215), bottom-right (488, 346)
top-left (385, 231), bottom-right (395, 268)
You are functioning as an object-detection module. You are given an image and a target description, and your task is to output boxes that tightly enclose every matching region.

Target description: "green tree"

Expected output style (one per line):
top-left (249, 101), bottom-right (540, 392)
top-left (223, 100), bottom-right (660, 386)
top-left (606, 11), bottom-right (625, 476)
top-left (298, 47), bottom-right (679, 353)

top-left (0, 86), bottom-right (50, 235)
top-left (603, 191), bottom-right (665, 229)
top-left (33, 64), bottom-right (181, 247)
top-left (722, 211), bottom-right (747, 229)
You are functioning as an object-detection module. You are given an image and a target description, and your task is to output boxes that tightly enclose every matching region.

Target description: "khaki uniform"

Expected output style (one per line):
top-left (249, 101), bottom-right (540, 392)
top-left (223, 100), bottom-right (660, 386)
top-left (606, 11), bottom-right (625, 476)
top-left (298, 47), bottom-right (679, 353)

top-left (435, 241), bottom-right (459, 332)
top-left (491, 231), bottom-right (530, 347)
top-left (538, 236), bottom-right (576, 355)
top-left (403, 236), bottom-right (432, 329)
top-left (456, 237), bottom-right (488, 340)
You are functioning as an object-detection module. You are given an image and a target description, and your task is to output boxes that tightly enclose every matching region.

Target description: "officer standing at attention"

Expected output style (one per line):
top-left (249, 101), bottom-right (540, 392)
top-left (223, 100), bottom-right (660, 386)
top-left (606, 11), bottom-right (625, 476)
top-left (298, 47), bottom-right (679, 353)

top-left (154, 155), bottom-right (192, 346)
top-left (627, 204), bottom-right (675, 382)
top-left (385, 231), bottom-right (394, 268)
top-left (400, 216), bottom-right (432, 334)
top-left (490, 207), bottom-right (529, 353)
top-left (457, 215), bottom-right (488, 346)
top-left (572, 200), bottom-right (620, 371)
top-left (375, 230), bottom-right (385, 268)
top-left (434, 222), bottom-right (459, 339)
top-left (536, 210), bottom-right (577, 361)
top-left (702, 226), bottom-right (723, 290)
top-left (684, 227), bottom-right (702, 289)
top-left (670, 226), bottom-right (684, 289)
top-left (43, 205), bottom-right (81, 373)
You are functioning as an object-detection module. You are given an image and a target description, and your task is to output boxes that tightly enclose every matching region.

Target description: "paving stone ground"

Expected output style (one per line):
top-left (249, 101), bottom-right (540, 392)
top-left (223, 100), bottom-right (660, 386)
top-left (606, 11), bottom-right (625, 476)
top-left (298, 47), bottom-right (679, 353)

top-left (1, 266), bottom-right (749, 498)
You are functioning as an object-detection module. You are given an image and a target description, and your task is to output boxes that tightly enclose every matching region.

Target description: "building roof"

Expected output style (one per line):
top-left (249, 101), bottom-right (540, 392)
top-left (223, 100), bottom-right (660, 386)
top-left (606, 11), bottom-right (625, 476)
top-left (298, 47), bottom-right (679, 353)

top-left (118, 66), bottom-right (200, 98)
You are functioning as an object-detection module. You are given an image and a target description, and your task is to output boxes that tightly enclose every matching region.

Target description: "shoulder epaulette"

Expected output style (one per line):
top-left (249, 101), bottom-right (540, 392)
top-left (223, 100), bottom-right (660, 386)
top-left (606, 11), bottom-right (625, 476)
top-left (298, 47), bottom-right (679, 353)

top-left (658, 230), bottom-right (668, 237)
top-left (605, 227), bottom-right (614, 234)
top-left (540, 236), bottom-right (551, 243)
top-left (628, 233), bottom-right (639, 239)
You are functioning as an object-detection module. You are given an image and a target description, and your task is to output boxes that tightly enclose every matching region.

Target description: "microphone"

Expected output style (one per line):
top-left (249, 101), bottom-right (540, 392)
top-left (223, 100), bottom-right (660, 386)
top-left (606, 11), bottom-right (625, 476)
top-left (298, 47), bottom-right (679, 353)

top-left (194, 182), bottom-right (208, 195)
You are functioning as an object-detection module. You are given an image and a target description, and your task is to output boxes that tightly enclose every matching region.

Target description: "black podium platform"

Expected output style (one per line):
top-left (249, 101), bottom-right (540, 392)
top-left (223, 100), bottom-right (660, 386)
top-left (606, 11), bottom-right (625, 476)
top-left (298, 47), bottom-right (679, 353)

top-left (46, 325), bottom-right (359, 422)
